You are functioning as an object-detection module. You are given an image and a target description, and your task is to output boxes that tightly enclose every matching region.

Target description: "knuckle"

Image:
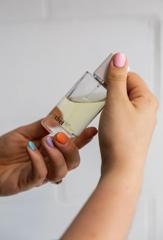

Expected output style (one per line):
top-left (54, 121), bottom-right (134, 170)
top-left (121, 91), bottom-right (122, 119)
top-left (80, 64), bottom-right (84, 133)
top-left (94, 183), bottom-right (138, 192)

top-left (145, 93), bottom-right (159, 110)
top-left (37, 168), bottom-right (47, 181)
top-left (66, 141), bottom-right (77, 153)
top-left (71, 159), bottom-right (80, 169)
top-left (51, 151), bottom-right (61, 160)
top-left (108, 68), bottom-right (126, 82)
top-left (128, 72), bottom-right (140, 79)
top-left (69, 155), bottom-right (80, 170)
top-left (127, 72), bottom-right (145, 85)
top-left (143, 92), bottom-right (154, 105)
top-left (56, 169), bottom-right (67, 180)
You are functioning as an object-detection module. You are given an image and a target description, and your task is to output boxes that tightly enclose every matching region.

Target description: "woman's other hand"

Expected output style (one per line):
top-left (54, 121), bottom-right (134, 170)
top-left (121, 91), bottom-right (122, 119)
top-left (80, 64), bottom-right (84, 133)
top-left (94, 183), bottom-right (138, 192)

top-left (99, 53), bottom-right (159, 176)
top-left (0, 120), bottom-right (97, 196)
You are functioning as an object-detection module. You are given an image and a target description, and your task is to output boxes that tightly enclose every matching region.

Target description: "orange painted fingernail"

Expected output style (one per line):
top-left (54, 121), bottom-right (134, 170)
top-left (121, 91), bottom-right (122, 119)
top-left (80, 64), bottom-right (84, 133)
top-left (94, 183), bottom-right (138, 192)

top-left (56, 132), bottom-right (68, 144)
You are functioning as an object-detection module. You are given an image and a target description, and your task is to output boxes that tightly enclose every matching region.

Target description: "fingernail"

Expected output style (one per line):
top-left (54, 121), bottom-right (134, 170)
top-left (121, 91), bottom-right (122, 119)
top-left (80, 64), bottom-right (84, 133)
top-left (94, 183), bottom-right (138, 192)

top-left (55, 180), bottom-right (62, 184)
top-left (56, 132), bottom-right (68, 144)
top-left (46, 136), bottom-right (54, 148)
top-left (28, 141), bottom-right (36, 151)
top-left (92, 129), bottom-right (98, 136)
top-left (113, 52), bottom-right (126, 68)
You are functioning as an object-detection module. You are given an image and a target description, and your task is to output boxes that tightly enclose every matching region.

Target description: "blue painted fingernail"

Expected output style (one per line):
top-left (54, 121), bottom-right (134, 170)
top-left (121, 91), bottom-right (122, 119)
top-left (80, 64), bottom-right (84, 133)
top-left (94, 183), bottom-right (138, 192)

top-left (28, 141), bottom-right (36, 151)
top-left (46, 136), bottom-right (54, 148)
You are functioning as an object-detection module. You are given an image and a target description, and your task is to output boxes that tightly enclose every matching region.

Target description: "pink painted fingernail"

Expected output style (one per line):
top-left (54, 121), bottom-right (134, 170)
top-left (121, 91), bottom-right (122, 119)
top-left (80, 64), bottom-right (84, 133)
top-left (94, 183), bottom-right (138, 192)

top-left (113, 52), bottom-right (126, 68)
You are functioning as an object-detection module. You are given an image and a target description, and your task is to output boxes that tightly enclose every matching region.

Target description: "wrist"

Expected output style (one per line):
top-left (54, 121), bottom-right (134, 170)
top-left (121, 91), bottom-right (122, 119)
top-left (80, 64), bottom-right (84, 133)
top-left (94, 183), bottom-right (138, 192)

top-left (100, 160), bottom-right (145, 189)
top-left (100, 148), bottom-right (146, 176)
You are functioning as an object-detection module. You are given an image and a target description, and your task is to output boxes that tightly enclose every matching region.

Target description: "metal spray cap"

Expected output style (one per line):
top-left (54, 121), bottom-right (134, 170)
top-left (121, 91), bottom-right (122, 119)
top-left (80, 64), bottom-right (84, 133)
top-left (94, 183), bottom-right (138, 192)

top-left (93, 53), bottom-right (114, 84)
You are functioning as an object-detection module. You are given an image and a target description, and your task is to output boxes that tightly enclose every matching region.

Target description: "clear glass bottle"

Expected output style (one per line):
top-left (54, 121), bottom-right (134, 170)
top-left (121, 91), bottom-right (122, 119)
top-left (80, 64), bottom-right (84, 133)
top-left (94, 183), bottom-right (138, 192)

top-left (41, 53), bottom-right (113, 137)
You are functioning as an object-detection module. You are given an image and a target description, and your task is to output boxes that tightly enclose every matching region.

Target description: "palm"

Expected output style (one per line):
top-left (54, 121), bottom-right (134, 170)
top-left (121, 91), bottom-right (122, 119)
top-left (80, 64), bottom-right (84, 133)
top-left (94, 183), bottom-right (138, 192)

top-left (0, 121), bottom-right (47, 196)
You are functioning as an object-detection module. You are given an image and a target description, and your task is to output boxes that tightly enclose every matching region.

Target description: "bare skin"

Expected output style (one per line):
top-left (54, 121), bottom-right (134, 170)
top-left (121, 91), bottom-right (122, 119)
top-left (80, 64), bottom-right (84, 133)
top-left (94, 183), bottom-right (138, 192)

top-left (0, 52), bottom-right (158, 239)
top-left (0, 121), bottom-right (97, 196)
top-left (61, 53), bottom-right (158, 240)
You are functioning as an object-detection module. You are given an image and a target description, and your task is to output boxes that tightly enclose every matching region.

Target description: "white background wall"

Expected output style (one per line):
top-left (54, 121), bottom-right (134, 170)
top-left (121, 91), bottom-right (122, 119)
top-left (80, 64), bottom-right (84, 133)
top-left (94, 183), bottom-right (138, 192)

top-left (0, 0), bottom-right (162, 239)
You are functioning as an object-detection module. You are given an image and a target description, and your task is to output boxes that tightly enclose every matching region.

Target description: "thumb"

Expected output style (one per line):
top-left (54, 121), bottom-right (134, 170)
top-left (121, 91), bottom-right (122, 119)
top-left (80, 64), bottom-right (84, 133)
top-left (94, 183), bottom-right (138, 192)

top-left (105, 52), bottom-right (128, 100)
top-left (17, 119), bottom-right (48, 139)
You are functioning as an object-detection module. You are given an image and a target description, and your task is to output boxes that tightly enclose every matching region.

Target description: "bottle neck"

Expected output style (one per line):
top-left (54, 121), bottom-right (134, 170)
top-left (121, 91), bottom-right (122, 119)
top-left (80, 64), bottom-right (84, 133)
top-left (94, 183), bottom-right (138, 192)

top-left (93, 73), bottom-right (105, 87)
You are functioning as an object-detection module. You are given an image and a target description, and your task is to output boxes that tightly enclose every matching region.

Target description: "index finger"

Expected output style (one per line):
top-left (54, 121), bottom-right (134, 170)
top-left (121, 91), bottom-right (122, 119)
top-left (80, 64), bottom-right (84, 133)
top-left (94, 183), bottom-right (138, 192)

top-left (127, 72), bottom-right (150, 97)
top-left (73, 127), bottom-right (98, 149)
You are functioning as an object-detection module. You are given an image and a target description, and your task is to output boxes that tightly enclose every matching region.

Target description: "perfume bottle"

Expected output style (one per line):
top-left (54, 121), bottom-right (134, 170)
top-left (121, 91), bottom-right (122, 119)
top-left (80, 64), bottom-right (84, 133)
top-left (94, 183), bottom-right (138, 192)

top-left (41, 53), bottom-right (114, 137)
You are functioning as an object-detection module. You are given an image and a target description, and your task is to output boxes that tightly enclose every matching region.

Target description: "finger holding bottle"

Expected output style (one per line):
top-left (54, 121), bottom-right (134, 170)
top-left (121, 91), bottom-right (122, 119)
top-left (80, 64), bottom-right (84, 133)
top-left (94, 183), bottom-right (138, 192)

top-left (41, 126), bottom-right (98, 182)
top-left (99, 52), bottom-right (159, 175)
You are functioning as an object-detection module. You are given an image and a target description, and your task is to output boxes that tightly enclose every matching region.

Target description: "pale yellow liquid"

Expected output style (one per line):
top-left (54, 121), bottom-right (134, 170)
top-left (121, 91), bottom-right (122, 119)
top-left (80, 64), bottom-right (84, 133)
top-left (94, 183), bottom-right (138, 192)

top-left (54, 96), bottom-right (105, 136)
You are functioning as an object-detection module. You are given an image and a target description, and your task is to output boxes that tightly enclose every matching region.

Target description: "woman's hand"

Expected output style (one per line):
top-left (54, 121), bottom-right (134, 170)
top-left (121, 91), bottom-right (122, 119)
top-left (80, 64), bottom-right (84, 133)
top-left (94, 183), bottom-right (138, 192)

top-left (0, 120), bottom-right (97, 196)
top-left (99, 53), bottom-right (158, 176)
top-left (61, 53), bottom-right (159, 240)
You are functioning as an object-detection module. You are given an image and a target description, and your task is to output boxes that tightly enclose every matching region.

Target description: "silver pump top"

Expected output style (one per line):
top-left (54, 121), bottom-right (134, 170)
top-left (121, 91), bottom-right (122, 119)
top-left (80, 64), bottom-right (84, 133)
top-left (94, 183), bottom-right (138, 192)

top-left (93, 53), bottom-right (114, 84)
